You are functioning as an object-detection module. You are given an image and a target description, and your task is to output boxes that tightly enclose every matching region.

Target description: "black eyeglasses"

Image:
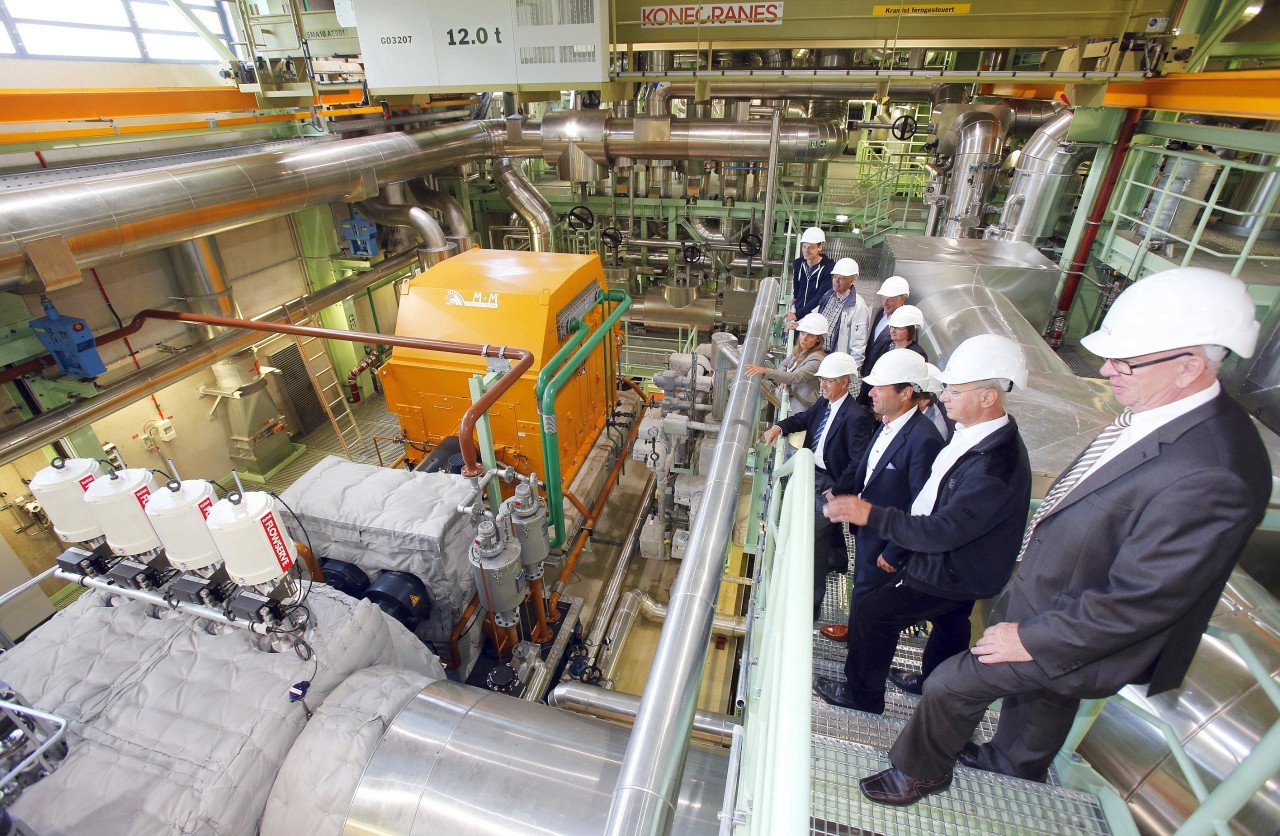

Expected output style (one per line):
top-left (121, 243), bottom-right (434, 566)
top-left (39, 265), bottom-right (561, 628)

top-left (1108, 351), bottom-right (1194, 376)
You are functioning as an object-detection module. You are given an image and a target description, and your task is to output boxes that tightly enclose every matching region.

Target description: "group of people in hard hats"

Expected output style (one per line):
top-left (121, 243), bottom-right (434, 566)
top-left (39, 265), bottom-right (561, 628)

top-left (753, 226), bottom-right (1271, 809)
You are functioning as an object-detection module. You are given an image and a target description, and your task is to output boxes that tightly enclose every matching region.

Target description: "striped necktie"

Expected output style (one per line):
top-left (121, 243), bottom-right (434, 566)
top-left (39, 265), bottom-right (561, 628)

top-left (1017, 409), bottom-right (1133, 560)
top-left (811, 403), bottom-right (833, 453)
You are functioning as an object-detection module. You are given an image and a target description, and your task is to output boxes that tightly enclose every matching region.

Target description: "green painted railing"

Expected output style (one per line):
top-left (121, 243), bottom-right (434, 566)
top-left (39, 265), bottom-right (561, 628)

top-left (728, 447), bottom-right (815, 835)
top-left (536, 289), bottom-right (632, 549)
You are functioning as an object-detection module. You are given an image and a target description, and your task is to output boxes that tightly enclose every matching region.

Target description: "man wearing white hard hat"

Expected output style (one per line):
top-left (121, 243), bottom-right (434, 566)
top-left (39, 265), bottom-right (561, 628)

top-left (761, 352), bottom-right (875, 619)
top-left (810, 257), bottom-right (872, 369)
top-left (790, 226), bottom-right (834, 319)
top-left (818, 349), bottom-right (944, 644)
top-left (862, 275), bottom-right (911, 380)
top-left (855, 267), bottom-right (1271, 808)
top-left (815, 334), bottom-right (1032, 726)
top-left (744, 311), bottom-right (828, 411)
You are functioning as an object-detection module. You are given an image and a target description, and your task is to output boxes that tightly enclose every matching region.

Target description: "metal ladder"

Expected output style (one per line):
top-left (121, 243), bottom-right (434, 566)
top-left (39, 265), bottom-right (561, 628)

top-left (293, 328), bottom-right (363, 460)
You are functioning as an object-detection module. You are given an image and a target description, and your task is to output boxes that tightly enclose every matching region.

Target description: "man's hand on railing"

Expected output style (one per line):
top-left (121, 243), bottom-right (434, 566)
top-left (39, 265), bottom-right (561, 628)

top-left (761, 425), bottom-right (782, 445)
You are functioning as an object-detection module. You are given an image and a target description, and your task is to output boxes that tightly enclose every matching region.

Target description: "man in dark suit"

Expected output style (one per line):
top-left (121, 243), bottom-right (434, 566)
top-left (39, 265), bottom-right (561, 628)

top-left (814, 334), bottom-right (1033, 717)
top-left (853, 267), bottom-right (1271, 807)
top-left (761, 352), bottom-right (875, 619)
top-left (861, 275), bottom-right (911, 383)
top-left (820, 349), bottom-right (944, 642)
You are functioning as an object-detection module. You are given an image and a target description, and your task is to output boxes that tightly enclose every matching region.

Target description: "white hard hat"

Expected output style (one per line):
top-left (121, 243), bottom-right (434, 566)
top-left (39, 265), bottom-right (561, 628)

top-left (795, 312), bottom-right (829, 336)
top-left (878, 276), bottom-right (910, 297)
top-left (936, 334), bottom-right (1028, 390)
top-left (816, 352), bottom-right (859, 379)
top-left (800, 227), bottom-right (826, 244)
top-left (832, 257), bottom-right (859, 276)
top-left (863, 349), bottom-right (928, 387)
top-left (922, 362), bottom-right (944, 394)
top-left (1080, 267), bottom-right (1259, 359)
top-left (886, 304), bottom-right (924, 328)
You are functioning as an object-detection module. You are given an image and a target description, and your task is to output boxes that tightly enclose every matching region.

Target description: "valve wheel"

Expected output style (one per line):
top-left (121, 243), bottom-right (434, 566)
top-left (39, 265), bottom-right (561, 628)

top-left (890, 114), bottom-right (918, 141)
top-left (566, 205), bottom-right (595, 231)
top-left (600, 226), bottom-right (623, 249)
top-left (682, 244), bottom-right (704, 264)
top-left (738, 233), bottom-right (763, 257)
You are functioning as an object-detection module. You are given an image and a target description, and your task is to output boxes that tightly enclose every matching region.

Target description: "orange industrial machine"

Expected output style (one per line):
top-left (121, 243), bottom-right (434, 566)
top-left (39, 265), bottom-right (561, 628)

top-left (380, 249), bottom-right (612, 487)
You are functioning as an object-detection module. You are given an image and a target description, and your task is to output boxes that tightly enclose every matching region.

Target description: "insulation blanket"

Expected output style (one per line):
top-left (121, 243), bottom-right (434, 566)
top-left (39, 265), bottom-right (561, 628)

top-left (1, 586), bottom-right (444, 835)
top-left (260, 666), bottom-right (433, 836)
top-left (280, 456), bottom-right (478, 659)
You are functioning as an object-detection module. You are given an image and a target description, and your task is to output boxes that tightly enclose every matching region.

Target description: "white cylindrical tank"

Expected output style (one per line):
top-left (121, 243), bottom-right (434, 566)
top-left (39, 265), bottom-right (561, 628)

top-left (145, 480), bottom-right (224, 572)
top-left (83, 468), bottom-right (163, 556)
top-left (28, 457), bottom-right (108, 544)
top-left (206, 491), bottom-right (297, 586)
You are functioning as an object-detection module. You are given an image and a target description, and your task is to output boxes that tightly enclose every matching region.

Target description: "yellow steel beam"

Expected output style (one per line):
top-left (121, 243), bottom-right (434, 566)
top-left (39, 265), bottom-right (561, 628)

top-left (981, 70), bottom-right (1280, 120)
top-left (0, 87), bottom-right (260, 123)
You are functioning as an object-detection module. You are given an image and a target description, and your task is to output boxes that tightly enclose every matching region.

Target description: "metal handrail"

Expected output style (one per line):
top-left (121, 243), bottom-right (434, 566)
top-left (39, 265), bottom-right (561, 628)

top-left (727, 447), bottom-right (815, 836)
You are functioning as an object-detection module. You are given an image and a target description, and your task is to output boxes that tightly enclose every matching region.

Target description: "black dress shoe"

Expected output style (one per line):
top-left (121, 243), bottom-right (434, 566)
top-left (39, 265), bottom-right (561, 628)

top-left (888, 667), bottom-right (924, 695)
top-left (859, 767), bottom-right (952, 806)
top-left (813, 675), bottom-right (884, 714)
top-left (957, 741), bottom-right (1048, 783)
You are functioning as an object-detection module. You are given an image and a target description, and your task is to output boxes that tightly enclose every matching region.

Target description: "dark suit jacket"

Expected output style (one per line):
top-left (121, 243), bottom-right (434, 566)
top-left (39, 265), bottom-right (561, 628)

top-left (852, 411), bottom-right (945, 575)
top-left (776, 394), bottom-right (875, 494)
top-left (1010, 390), bottom-right (1270, 696)
top-left (868, 416), bottom-right (1032, 601)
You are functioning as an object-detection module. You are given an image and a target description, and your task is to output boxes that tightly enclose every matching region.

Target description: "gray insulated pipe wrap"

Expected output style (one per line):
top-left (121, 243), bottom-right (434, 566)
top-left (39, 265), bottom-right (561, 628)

top-left (492, 158), bottom-right (556, 252)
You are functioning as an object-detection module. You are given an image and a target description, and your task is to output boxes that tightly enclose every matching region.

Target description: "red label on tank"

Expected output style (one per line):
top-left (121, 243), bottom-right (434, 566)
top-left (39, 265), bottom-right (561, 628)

top-left (134, 485), bottom-right (151, 508)
top-left (197, 497), bottom-right (213, 519)
top-left (78, 474), bottom-right (95, 491)
top-left (260, 512), bottom-right (293, 573)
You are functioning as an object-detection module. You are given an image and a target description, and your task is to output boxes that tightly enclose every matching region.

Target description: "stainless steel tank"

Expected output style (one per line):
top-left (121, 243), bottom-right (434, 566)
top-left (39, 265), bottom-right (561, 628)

top-left (344, 679), bottom-right (727, 835)
top-left (1136, 149), bottom-right (1222, 245)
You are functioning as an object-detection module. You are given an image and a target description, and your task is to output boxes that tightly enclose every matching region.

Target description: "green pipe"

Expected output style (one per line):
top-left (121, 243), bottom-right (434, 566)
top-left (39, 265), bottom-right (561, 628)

top-left (540, 289), bottom-right (632, 549)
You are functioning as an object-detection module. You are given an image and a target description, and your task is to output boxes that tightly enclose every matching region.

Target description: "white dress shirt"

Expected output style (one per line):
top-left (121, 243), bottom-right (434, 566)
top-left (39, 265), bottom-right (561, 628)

top-left (1079, 381), bottom-right (1220, 482)
top-left (864, 409), bottom-right (915, 481)
top-left (910, 414), bottom-right (1010, 515)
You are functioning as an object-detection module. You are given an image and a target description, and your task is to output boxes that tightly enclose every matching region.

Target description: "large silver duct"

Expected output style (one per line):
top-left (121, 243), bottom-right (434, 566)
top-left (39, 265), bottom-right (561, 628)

top-left (0, 114), bottom-right (844, 292)
top-left (937, 108), bottom-right (1010, 238)
top-left (355, 195), bottom-right (449, 249)
top-left (992, 108), bottom-right (1086, 243)
top-left (344, 679), bottom-right (727, 835)
top-left (492, 158), bottom-right (556, 253)
top-left (1077, 572), bottom-right (1280, 835)
top-left (603, 277), bottom-right (775, 836)
top-left (539, 111), bottom-right (846, 165)
top-left (166, 238), bottom-right (241, 341)
top-left (0, 249), bottom-right (420, 467)
top-left (656, 80), bottom-right (937, 102)
top-left (0, 120), bottom-right (519, 292)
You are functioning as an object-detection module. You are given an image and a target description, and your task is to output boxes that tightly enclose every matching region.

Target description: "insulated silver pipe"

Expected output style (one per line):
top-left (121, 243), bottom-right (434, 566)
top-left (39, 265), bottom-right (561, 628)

top-left (603, 276), bottom-right (775, 836)
top-left (657, 80), bottom-right (936, 102)
top-left (548, 682), bottom-right (739, 747)
top-left (406, 180), bottom-right (479, 251)
top-left (939, 110), bottom-right (1005, 238)
top-left (492, 158), bottom-right (556, 252)
top-left (993, 109), bottom-right (1084, 243)
top-left (597, 588), bottom-right (748, 684)
top-left (761, 110), bottom-right (782, 263)
top-left (0, 121), bottom-right (511, 290)
top-left (0, 249), bottom-right (419, 467)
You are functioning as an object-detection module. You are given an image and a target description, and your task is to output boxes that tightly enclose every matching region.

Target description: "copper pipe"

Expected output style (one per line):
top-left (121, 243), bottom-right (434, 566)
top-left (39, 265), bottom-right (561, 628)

top-left (135, 309), bottom-right (532, 476)
top-left (446, 593), bottom-right (481, 671)
top-left (1048, 108), bottom-right (1141, 346)
top-left (527, 576), bottom-right (554, 644)
top-left (620, 376), bottom-right (649, 403)
top-left (548, 388), bottom-right (647, 617)
top-left (564, 490), bottom-right (594, 526)
top-left (293, 541), bottom-right (326, 583)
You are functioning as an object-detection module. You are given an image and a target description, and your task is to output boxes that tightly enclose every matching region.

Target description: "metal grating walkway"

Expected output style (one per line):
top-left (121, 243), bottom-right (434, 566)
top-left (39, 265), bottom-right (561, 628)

top-left (807, 572), bottom-right (1089, 833)
top-left (811, 739), bottom-right (1107, 836)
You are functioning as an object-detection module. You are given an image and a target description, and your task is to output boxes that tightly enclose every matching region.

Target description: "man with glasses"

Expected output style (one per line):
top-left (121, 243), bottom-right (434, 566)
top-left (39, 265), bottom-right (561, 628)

top-left (852, 267), bottom-right (1271, 807)
top-left (813, 334), bottom-right (1032, 717)
top-left (761, 352), bottom-right (875, 620)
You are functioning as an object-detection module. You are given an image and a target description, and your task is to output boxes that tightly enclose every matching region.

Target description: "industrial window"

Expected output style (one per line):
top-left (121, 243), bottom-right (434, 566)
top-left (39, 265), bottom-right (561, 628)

top-left (0, 0), bottom-right (234, 63)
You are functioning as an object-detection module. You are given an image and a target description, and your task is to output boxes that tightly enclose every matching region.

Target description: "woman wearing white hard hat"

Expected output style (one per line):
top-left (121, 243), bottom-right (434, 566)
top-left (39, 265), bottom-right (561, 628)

top-left (790, 226), bottom-right (834, 319)
top-left (886, 304), bottom-right (928, 361)
top-left (744, 312), bottom-right (827, 410)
